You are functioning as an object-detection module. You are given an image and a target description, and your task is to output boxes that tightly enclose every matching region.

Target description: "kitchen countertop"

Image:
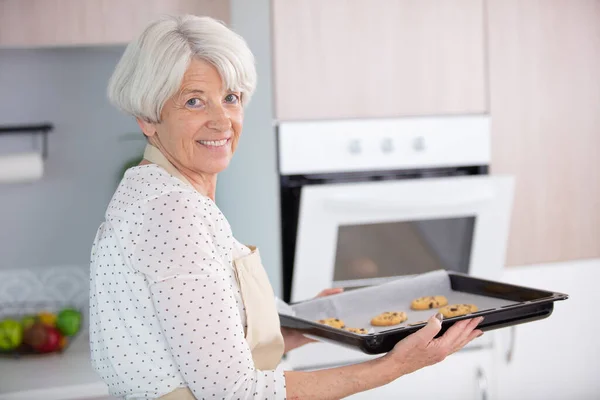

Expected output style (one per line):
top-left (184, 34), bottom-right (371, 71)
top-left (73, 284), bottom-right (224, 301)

top-left (0, 331), bottom-right (111, 400)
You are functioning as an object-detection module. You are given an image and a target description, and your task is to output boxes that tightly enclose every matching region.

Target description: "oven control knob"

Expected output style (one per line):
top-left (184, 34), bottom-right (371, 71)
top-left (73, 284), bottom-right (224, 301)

top-left (381, 137), bottom-right (394, 153)
top-left (348, 139), bottom-right (362, 155)
top-left (413, 136), bottom-right (426, 152)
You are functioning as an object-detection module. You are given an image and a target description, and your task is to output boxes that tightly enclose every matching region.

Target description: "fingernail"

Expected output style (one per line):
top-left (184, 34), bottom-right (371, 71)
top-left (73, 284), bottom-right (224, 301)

top-left (435, 313), bottom-right (443, 322)
top-left (478, 316), bottom-right (485, 323)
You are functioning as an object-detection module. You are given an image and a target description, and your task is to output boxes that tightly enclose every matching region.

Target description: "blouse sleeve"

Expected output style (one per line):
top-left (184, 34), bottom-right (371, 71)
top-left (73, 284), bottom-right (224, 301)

top-left (133, 191), bottom-right (287, 399)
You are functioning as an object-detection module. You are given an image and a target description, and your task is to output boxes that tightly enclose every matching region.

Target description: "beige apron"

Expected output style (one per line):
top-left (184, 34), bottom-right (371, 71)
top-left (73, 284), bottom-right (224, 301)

top-left (142, 145), bottom-right (285, 400)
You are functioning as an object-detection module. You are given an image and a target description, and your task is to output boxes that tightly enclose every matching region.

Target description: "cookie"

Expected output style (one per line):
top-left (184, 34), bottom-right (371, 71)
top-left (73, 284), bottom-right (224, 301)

top-left (439, 304), bottom-right (478, 318)
top-left (346, 327), bottom-right (368, 334)
top-left (410, 295), bottom-right (448, 310)
top-left (370, 311), bottom-right (408, 326)
top-left (317, 318), bottom-right (346, 329)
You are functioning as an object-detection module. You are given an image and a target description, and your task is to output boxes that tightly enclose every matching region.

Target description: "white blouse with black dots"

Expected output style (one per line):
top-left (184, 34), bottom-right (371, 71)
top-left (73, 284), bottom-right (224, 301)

top-left (89, 164), bottom-right (287, 399)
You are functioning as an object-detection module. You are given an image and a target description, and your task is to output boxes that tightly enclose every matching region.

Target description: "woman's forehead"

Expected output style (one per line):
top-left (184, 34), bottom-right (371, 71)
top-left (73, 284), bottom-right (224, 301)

top-left (180, 59), bottom-right (223, 91)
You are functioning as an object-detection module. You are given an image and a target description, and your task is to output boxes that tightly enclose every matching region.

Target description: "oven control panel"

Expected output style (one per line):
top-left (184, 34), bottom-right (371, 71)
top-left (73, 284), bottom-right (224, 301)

top-left (277, 116), bottom-right (490, 175)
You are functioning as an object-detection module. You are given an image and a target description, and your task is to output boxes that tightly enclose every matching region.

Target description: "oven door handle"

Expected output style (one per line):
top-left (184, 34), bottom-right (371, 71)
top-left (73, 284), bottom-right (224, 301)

top-left (324, 190), bottom-right (494, 211)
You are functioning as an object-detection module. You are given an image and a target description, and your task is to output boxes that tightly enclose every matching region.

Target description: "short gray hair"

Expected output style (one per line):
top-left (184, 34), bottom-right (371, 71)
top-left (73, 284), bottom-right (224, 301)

top-left (108, 15), bottom-right (256, 123)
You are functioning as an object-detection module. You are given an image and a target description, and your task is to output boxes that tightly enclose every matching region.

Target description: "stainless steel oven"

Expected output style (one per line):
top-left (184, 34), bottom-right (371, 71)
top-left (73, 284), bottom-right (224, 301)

top-left (278, 116), bottom-right (514, 304)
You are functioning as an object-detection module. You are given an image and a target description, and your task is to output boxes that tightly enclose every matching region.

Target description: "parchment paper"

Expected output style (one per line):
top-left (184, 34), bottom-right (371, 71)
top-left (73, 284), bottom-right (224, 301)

top-left (287, 270), bottom-right (518, 334)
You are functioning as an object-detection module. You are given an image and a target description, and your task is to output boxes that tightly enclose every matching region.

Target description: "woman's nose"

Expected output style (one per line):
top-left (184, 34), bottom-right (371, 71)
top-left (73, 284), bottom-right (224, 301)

top-left (207, 104), bottom-right (232, 132)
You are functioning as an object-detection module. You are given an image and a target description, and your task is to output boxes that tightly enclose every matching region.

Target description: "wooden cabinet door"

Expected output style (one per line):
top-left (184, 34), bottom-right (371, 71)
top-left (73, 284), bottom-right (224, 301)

top-left (0, 0), bottom-right (230, 48)
top-left (271, 0), bottom-right (487, 121)
top-left (487, 0), bottom-right (600, 266)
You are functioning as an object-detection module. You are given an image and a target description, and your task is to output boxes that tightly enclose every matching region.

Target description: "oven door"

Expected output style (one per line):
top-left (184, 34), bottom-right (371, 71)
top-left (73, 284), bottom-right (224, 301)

top-left (290, 175), bottom-right (514, 303)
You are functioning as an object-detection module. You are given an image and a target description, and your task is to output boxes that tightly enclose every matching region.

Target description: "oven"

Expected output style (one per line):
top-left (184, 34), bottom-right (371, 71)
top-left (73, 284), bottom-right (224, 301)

top-left (277, 116), bottom-right (514, 304)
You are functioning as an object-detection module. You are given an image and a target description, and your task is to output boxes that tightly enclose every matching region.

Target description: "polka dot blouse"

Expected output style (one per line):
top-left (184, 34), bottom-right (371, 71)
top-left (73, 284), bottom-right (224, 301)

top-left (89, 164), bottom-right (286, 399)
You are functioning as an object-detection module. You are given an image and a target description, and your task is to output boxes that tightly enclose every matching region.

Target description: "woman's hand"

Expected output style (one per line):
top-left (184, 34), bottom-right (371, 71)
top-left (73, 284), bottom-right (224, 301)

top-left (281, 288), bottom-right (344, 353)
top-left (385, 313), bottom-right (484, 378)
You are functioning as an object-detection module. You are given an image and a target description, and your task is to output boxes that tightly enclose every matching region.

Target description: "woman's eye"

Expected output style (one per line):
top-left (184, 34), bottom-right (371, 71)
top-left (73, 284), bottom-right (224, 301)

top-left (224, 93), bottom-right (240, 104)
top-left (186, 98), bottom-right (202, 108)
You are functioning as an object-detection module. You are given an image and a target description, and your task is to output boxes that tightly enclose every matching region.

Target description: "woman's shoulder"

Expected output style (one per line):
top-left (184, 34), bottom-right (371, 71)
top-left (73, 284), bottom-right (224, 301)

top-left (122, 163), bottom-right (196, 197)
top-left (106, 164), bottom-right (215, 220)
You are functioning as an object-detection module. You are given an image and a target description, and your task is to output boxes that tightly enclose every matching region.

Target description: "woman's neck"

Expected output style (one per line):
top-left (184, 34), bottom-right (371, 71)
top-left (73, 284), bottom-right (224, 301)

top-left (140, 144), bottom-right (217, 201)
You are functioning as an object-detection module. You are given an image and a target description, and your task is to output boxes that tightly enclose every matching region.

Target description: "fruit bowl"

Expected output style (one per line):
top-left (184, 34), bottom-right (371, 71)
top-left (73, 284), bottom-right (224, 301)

top-left (0, 301), bottom-right (83, 358)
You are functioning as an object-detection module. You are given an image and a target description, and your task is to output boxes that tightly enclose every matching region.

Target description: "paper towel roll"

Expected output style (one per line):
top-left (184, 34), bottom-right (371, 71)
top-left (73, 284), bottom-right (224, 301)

top-left (0, 152), bottom-right (44, 183)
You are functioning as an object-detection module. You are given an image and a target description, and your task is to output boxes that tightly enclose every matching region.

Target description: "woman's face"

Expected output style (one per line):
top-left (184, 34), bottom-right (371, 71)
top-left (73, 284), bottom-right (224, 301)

top-left (141, 58), bottom-right (243, 176)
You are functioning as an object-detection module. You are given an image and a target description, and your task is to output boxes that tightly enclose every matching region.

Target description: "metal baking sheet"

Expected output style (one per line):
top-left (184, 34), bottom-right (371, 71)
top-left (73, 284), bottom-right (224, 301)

top-left (289, 270), bottom-right (518, 333)
top-left (280, 270), bottom-right (568, 354)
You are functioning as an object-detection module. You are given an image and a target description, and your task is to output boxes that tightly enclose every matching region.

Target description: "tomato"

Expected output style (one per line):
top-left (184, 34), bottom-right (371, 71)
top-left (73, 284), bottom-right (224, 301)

top-left (36, 326), bottom-right (62, 353)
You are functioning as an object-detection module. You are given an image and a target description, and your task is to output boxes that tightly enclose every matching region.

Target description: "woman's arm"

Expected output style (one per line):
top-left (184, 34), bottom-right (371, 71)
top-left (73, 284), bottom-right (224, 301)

top-left (284, 315), bottom-right (483, 400)
top-left (136, 192), bottom-right (288, 399)
top-left (281, 326), bottom-right (314, 353)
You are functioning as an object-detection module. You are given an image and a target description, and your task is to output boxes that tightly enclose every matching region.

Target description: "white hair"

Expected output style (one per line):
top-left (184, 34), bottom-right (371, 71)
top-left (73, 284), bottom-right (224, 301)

top-left (107, 15), bottom-right (256, 123)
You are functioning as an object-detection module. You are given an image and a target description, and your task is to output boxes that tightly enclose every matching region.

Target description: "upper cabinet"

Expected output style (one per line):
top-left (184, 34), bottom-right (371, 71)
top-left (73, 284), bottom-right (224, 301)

top-left (271, 0), bottom-right (487, 121)
top-left (0, 0), bottom-right (230, 48)
top-left (487, 0), bottom-right (600, 266)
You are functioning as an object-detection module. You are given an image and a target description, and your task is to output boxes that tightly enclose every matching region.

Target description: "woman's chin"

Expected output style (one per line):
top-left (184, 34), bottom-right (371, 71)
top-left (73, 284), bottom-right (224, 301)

top-left (195, 157), bottom-right (232, 175)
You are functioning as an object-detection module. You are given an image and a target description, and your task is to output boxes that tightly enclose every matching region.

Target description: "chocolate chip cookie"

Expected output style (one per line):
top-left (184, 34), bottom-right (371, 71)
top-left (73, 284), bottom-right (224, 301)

top-left (370, 311), bottom-right (408, 326)
top-left (439, 304), bottom-right (478, 318)
top-left (317, 318), bottom-right (346, 329)
top-left (410, 295), bottom-right (448, 310)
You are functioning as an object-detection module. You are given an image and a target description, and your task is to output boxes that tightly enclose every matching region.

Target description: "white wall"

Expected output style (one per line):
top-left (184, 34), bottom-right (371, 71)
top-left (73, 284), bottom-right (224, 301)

top-left (0, 46), bottom-right (142, 271)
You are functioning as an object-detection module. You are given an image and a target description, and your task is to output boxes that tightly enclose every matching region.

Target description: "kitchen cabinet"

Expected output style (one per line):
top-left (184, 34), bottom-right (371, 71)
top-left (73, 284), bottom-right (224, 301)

top-left (497, 259), bottom-right (599, 399)
top-left (287, 336), bottom-right (495, 400)
top-left (349, 348), bottom-right (494, 400)
top-left (271, 0), bottom-right (487, 121)
top-left (487, 0), bottom-right (600, 266)
top-left (0, 0), bottom-right (230, 48)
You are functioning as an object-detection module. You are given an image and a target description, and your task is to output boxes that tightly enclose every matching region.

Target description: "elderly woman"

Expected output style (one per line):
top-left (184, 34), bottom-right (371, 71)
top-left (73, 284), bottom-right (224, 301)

top-left (89, 15), bottom-right (483, 400)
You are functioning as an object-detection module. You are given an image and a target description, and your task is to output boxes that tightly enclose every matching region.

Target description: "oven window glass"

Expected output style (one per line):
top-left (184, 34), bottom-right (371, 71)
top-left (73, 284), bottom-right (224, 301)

top-left (333, 216), bottom-right (475, 283)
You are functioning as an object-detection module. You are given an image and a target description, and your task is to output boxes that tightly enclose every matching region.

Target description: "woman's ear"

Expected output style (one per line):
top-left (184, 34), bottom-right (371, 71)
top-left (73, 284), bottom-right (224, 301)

top-left (136, 117), bottom-right (157, 138)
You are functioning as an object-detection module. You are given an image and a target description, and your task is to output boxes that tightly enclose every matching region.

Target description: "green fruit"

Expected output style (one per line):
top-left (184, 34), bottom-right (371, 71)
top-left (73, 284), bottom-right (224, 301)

top-left (21, 315), bottom-right (36, 329)
top-left (0, 319), bottom-right (23, 351)
top-left (56, 309), bottom-right (81, 337)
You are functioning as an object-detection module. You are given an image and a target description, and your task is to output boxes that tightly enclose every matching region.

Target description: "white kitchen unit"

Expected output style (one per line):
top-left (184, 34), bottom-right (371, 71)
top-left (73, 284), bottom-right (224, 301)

top-left (278, 115), bottom-right (512, 400)
top-left (349, 347), bottom-right (494, 400)
top-left (495, 258), bottom-right (600, 400)
top-left (279, 116), bottom-right (514, 305)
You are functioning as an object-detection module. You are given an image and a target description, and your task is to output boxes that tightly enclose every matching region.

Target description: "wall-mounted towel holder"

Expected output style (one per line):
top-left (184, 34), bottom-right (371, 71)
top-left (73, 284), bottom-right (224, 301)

top-left (0, 123), bottom-right (53, 158)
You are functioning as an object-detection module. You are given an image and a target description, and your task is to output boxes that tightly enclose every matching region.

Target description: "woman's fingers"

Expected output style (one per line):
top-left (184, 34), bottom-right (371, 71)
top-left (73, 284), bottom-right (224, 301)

top-left (452, 325), bottom-right (484, 354)
top-left (444, 317), bottom-right (484, 354)
top-left (406, 314), bottom-right (443, 347)
top-left (434, 318), bottom-right (471, 345)
top-left (434, 316), bottom-right (483, 352)
top-left (316, 288), bottom-right (344, 297)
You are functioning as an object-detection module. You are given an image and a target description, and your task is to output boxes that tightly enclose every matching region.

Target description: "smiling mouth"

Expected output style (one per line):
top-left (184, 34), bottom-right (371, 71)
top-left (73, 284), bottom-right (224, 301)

top-left (197, 138), bottom-right (229, 147)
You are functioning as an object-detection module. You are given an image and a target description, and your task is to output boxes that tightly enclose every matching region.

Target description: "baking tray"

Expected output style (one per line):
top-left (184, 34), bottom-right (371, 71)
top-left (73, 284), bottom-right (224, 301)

top-left (279, 270), bottom-right (568, 355)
